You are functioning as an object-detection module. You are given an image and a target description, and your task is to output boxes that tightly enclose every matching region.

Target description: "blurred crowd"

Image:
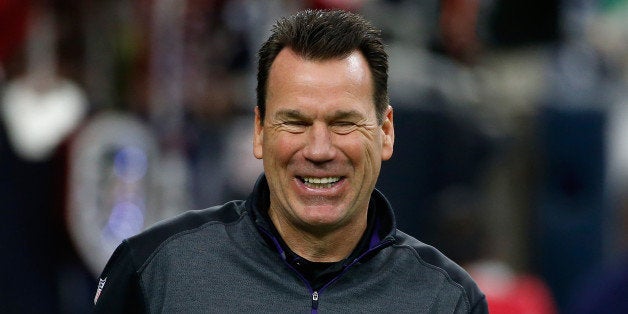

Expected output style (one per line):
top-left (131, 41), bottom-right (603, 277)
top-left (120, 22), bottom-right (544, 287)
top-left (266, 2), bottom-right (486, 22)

top-left (1, 0), bottom-right (628, 313)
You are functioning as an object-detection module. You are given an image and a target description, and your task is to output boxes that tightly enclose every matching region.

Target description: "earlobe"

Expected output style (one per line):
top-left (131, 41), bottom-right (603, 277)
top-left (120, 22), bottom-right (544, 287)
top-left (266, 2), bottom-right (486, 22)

top-left (381, 105), bottom-right (394, 161)
top-left (253, 107), bottom-right (264, 159)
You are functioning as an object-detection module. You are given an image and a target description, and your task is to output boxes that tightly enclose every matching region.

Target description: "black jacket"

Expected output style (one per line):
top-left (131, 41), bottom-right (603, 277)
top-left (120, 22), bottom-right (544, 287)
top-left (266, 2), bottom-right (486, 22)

top-left (94, 175), bottom-right (487, 313)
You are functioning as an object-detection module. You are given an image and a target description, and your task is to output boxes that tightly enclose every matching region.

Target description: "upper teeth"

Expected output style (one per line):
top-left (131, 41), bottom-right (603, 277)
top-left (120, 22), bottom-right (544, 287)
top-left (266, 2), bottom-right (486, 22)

top-left (303, 177), bottom-right (340, 184)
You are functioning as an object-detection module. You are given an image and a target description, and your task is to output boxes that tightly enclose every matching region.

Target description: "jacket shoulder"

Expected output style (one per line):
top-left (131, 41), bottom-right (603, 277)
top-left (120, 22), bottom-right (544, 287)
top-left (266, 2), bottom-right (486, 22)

top-left (93, 201), bottom-right (247, 312)
top-left (393, 230), bottom-right (488, 313)
top-left (127, 200), bottom-right (247, 267)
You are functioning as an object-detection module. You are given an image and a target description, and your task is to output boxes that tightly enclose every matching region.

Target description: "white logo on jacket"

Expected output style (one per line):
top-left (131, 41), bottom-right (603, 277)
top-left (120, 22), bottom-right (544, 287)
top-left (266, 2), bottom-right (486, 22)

top-left (94, 277), bottom-right (107, 305)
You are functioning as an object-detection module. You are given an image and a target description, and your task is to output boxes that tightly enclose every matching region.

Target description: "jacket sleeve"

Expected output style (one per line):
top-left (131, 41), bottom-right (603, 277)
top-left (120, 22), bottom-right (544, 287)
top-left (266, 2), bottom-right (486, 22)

top-left (469, 295), bottom-right (489, 314)
top-left (93, 240), bottom-right (147, 313)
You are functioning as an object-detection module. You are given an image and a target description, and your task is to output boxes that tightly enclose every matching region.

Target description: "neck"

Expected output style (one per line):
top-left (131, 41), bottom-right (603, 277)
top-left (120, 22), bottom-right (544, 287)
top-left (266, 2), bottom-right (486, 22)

top-left (268, 208), bottom-right (367, 263)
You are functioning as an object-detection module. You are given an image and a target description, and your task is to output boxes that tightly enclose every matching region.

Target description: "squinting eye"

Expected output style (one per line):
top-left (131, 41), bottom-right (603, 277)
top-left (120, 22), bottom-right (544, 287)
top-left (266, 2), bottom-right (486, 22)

top-left (284, 121), bottom-right (309, 128)
top-left (282, 121), bottom-right (308, 133)
top-left (331, 122), bottom-right (357, 134)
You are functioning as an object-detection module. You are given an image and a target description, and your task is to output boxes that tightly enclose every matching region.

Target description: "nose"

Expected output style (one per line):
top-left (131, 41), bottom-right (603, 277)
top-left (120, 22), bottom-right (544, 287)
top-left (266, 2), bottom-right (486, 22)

top-left (302, 122), bottom-right (336, 163)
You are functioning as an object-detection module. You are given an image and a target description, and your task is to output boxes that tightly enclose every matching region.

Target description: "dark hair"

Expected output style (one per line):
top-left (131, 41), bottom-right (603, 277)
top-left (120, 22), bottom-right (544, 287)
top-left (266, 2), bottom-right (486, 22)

top-left (256, 9), bottom-right (389, 124)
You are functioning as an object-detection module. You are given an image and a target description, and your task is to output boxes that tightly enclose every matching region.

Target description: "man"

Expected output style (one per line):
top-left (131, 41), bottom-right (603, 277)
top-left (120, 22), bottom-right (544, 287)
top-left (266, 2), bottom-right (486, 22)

top-left (94, 9), bottom-right (487, 313)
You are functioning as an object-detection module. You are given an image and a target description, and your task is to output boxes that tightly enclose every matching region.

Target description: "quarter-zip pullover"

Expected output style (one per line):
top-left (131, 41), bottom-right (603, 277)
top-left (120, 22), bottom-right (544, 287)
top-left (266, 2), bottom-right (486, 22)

top-left (94, 175), bottom-right (487, 313)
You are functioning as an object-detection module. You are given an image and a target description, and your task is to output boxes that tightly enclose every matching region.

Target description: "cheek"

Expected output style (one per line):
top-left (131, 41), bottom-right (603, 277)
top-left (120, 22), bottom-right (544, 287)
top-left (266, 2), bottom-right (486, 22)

top-left (264, 133), bottom-right (303, 164)
top-left (337, 136), bottom-right (378, 166)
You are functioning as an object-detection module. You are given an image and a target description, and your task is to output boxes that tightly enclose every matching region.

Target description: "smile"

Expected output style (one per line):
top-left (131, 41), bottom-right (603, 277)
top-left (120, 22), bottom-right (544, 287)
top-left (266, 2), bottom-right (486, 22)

top-left (299, 176), bottom-right (341, 188)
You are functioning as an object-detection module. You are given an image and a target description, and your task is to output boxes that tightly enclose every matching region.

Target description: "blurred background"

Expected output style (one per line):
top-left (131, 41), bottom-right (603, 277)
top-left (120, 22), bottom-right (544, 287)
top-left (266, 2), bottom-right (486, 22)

top-left (1, 0), bottom-right (627, 313)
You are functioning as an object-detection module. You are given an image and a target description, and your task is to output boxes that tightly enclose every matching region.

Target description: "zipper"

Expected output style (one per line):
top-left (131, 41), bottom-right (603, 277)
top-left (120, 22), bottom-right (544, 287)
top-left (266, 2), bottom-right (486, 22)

top-left (258, 224), bottom-right (395, 313)
top-left (257, 226), bottom-right (320, 312)
top-left (311, 291), bottom-right (319, 312)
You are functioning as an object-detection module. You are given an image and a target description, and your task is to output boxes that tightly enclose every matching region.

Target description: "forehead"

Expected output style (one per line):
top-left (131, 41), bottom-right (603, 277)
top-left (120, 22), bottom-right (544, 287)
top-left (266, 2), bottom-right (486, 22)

top-left (269, 48), bottom-right (370, 82)
top-left (266, 48), bottom-right (375, 116)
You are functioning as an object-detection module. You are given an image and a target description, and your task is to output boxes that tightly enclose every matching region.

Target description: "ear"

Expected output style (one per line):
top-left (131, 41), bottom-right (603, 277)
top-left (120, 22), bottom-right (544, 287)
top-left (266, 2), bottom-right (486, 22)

top-left (253, 106), bottom-right (264, 159)
top-left (381, 105), bottom-right (394, 161)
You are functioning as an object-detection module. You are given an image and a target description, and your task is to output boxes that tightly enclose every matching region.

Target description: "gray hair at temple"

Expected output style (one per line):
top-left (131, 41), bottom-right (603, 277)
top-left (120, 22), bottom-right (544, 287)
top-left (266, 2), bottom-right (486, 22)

top-left (256, 9), bottom-right (389, 124)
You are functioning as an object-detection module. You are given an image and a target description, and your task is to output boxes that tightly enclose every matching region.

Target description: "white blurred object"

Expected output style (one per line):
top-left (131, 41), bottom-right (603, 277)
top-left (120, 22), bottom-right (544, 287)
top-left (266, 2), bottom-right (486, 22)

top-left (0, 4), bottom-right (87, 161)
top-left (1, 78), bottom-right (87, 161)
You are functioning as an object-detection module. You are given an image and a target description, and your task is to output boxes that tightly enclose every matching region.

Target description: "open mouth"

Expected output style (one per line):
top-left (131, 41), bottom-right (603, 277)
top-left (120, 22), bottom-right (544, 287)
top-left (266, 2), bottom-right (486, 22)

top-left (298, 176), bottom-right (342, 189)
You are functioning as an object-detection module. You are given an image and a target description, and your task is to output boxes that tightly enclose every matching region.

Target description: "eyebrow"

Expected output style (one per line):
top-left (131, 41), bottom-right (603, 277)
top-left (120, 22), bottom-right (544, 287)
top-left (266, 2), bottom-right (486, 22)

top-left (330, 110), bottom-right (364, 121)
top-left (274, 109), bottom-right (309, 121)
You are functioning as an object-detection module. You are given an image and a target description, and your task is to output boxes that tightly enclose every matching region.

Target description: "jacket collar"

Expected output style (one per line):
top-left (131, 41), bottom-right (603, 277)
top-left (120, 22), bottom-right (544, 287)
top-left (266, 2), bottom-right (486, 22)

top-left (246, 174), bottom-right (397, 254)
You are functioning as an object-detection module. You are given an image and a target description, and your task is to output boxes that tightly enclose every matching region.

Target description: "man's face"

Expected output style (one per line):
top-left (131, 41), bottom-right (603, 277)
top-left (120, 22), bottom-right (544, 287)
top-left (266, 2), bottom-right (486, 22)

top-left (254, 48), bottom-right (394, 235)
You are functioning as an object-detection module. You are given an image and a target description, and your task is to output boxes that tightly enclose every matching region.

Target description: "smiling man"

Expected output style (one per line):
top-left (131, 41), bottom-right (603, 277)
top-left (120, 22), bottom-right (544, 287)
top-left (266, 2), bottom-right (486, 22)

top-left (94, 9), bottom-right (487, 313)
top-left (255, 47), bottom-right (392, 263)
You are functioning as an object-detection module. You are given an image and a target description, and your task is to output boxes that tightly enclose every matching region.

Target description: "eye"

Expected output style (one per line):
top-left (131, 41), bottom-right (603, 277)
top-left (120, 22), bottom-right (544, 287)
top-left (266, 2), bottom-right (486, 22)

top-left (285, 120), bottom-right (307, 126)
top-left (330, 121), bottom-right (357, 134)
top-left (281, 120), bottom-right (308, 133)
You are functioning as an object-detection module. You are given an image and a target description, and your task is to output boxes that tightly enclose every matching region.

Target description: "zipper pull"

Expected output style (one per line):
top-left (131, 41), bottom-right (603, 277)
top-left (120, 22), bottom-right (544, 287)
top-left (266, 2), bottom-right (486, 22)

top-left (312, 291), bottom-right (319, 310)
